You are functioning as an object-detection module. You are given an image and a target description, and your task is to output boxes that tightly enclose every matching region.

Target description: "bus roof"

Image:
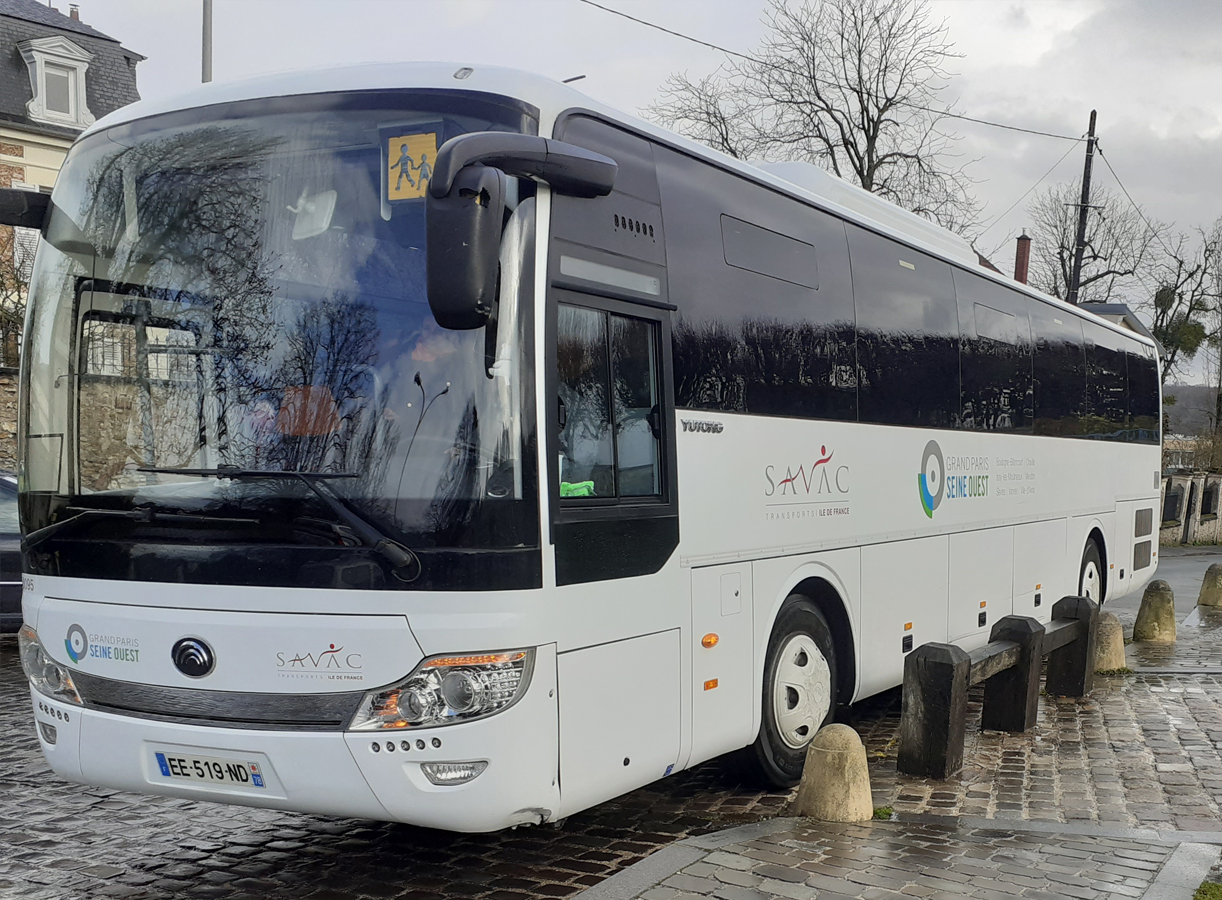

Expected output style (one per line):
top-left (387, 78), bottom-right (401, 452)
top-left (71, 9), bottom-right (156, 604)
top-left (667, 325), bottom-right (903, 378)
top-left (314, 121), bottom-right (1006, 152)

top-left (85, 61), bottom-right (1155, 352)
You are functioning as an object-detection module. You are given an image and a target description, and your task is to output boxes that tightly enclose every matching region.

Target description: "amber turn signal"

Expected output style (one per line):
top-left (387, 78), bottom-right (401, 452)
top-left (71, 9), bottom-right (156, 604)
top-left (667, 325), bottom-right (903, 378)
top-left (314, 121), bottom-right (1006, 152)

top-left (701, 633), bottom-right (719, 648)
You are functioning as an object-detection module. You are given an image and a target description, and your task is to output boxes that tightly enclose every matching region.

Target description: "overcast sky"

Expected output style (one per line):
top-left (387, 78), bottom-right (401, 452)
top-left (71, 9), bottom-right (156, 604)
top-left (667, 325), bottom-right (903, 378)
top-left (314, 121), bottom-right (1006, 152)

top-left (69, 0), bottom-right (1222, 382)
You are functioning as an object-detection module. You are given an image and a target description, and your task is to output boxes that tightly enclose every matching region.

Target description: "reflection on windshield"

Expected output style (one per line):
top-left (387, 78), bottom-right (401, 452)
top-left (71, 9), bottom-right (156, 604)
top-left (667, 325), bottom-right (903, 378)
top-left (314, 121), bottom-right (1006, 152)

top-left (20, 92), bottom-right (539, 588)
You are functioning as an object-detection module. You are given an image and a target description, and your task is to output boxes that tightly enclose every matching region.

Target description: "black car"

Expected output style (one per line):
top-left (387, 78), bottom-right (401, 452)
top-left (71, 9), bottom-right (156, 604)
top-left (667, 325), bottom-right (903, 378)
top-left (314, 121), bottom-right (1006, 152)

top-left (0, 473), bottom-right (20, 632)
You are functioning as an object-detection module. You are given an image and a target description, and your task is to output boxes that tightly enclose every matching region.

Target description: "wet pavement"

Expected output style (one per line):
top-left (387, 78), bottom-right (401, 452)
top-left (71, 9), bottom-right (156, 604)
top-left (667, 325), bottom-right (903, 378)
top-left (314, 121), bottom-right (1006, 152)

top-left (5, 550), bottom-right (1222, 899)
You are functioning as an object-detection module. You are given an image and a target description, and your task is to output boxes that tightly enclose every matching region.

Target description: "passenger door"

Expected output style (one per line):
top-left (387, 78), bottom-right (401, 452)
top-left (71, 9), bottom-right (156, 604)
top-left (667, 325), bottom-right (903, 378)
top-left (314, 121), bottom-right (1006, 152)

top-left (549, 291), bottom-right (677, 584)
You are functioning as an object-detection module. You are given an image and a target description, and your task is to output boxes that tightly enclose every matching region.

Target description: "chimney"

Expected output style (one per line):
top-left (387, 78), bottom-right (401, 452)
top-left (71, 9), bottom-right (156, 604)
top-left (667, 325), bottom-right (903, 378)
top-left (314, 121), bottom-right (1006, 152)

top-left (69, 4), bottom-right (79, 19)
top-left (1014, 232), bottom-right (1031, 285)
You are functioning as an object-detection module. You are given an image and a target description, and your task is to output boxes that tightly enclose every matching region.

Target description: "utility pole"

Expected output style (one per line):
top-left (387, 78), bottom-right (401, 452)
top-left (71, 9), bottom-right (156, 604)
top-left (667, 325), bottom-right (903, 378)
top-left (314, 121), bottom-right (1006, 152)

top-left (1067, 109), bottom-right (1097, 305)
top-left (202, 0), bottom-right (213, 84)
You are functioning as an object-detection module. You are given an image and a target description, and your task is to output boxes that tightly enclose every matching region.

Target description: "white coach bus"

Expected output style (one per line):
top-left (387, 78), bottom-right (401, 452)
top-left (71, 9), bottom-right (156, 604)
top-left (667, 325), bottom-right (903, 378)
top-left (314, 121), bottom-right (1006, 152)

top-left (12, 63), bottom-right (1160, 832)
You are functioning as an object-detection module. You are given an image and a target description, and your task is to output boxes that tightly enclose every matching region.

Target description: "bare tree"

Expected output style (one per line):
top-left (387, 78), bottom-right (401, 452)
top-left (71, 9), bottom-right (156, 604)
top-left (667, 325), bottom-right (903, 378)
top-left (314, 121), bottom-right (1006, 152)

top-left (648, 0), bottom-right (979, 233)
top-left (1025, 180), bottom-right (1162, 304)
top-left (1146, 224), bottom-right (1222, 383)
top-left (0, 223), bottom-right (33, 367)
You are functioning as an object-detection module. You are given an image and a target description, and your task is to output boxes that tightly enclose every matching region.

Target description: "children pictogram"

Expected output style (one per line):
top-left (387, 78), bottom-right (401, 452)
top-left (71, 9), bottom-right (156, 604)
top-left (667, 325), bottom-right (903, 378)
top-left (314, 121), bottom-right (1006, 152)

top-left (386, 132), bottom-right (438, 201)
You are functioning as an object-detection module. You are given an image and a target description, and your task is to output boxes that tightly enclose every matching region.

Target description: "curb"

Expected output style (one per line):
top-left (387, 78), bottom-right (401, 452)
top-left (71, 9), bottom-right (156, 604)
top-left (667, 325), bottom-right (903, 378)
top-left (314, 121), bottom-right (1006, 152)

top-left (575, 818), bottom-right (800, 900)
top-left (1146, 842), bottom-right (1220, 898)
top-left (576, 815), bottom-right (1222, 900)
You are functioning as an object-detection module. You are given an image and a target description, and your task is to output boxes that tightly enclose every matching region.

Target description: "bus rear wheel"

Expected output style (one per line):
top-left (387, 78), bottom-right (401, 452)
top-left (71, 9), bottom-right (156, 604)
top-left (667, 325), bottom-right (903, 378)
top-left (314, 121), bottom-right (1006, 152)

top-left (746, 597), bottom-right (836, 788)
top-left (1079, 539), bottom-right (1104, 603)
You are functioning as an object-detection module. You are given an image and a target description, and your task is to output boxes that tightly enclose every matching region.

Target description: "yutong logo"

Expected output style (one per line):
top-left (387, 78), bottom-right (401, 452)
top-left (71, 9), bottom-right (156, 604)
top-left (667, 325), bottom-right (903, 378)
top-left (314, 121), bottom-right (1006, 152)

top-left (276, 643), bottom-right (364, 682)
top-left (681, 419), bottom-right (723, 434)
top-left (919, 440), bottom-right (989, 518)
top-left (764, 445), bottom-right (850, 521)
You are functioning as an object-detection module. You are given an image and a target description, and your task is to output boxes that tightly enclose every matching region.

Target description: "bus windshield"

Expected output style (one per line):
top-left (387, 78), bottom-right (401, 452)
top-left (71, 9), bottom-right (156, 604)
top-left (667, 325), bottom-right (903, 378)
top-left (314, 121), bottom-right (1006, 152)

top-left (20, 91), bottom-right (541, 591)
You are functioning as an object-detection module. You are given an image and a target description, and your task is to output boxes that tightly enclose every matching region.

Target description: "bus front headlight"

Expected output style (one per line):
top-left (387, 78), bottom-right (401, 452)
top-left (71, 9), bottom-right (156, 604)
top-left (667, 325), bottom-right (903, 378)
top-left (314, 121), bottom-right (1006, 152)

top-left (18, 625), bottom-right (83, 706)
top-left (349, 649), bottom-right (534, 731)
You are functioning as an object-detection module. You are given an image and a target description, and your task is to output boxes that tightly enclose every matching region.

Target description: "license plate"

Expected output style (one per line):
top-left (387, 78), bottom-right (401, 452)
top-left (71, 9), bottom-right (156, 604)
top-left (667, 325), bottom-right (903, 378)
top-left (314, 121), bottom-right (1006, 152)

top-left (153, 751), bottom-right (266, 788)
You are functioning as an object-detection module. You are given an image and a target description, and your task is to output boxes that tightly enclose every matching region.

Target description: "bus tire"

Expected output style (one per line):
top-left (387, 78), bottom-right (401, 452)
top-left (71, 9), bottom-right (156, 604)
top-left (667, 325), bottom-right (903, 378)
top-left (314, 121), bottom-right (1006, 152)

top-left (746, 597), bottom-right (837, 788)
top-left (1079, 539), bottom-right (1104, 604)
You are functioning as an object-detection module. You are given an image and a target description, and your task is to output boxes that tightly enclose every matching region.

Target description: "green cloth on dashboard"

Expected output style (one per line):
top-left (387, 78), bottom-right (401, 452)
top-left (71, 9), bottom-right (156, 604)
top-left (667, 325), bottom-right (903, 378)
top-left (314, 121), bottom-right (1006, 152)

top-left (560, 480), bottom-right (596, 497)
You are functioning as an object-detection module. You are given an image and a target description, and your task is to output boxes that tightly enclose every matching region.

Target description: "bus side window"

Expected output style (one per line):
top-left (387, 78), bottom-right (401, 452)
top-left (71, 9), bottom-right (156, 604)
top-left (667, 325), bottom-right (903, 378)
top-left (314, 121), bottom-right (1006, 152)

top-left (1127, 345), bottom-right (1160, 443)
top-left (557, 302), bottom-right (662, 501)
top-left (1083, 321), bottom-right (1130, 440)
top-left (849, 225), bottom-right (960, 429)
top-left (1030, 301), bottom-right (1087, 436)
top-left (953, 269), bottom-right (1033, 434)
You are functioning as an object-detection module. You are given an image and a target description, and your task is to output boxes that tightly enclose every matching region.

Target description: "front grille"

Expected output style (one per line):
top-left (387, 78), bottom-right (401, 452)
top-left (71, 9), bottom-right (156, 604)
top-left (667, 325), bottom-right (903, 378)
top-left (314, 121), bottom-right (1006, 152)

top-left (72, 671), bottom-right (366, 731)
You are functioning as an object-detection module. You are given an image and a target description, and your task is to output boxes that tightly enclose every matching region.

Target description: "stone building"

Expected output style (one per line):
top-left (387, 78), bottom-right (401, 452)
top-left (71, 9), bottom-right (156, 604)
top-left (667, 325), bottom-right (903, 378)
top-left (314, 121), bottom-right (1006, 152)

top-left (0, 0), bottom-right (141, 469)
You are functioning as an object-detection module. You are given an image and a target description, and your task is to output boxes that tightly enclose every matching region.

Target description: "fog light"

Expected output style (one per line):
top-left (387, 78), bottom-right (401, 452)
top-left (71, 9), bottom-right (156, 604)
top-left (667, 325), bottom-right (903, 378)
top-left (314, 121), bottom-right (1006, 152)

top-left (420, 760), bottom-right (488, 785)
top-left (39, 721), bottom-right (57, 744)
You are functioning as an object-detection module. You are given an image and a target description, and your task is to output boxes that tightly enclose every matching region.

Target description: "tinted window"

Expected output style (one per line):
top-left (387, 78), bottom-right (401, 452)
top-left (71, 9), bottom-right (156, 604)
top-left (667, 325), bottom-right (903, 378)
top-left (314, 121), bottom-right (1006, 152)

top-left (721, 215), bottom-right (818, 288)
top-left (1128, 344), bottom-right (1160, 444)
top-left (1030, 301), bottom-right (1087, 436)
top-left (557, 303), bottom-right (663, 501)
top-left (954, 270), bottom-right (1032, 433)
top-left (1084, 321), bottom-right (1129, 440)
top-left (656, 146), bottom-right (856, 421)
top-left (850, 226), bottom-right (959, 428)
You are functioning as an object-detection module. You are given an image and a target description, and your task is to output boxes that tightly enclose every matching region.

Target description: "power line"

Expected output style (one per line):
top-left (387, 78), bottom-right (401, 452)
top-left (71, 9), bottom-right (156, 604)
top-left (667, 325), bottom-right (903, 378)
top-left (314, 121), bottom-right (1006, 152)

top-left (577, 0), bottom-right (1086, 143)
top-left (979, 136), bottom-right (1084, 252)
top-left (1096, 145), bottom-right (1177, 259)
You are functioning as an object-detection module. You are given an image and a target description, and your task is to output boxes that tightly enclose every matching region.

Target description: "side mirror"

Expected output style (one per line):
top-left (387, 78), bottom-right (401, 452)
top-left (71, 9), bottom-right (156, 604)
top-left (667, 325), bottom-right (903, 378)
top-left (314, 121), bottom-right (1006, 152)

top-left (426, 132), bottom-right (617, 331)
top-left (0, 188), bottom-right (50, 229)
top-left (426, 165), bottom-right (506, 330)
top-left (429, 132), bottom-right (617, 200)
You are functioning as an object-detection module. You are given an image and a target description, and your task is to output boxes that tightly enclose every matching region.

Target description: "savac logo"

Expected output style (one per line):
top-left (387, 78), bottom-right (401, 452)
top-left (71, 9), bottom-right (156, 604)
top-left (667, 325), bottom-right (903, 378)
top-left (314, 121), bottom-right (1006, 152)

top-left (276, 643), bottom-right (363, 671)
top-left (764, 446), bottom-right (849, 497)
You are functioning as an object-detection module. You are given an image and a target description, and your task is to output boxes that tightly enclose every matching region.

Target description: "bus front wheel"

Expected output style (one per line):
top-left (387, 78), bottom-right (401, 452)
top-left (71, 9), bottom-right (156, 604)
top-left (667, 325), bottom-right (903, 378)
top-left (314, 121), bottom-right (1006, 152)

top-left (746, 597), bottom-right (837, 788)
top-left (1079, 539), bottom-right (1104, 604)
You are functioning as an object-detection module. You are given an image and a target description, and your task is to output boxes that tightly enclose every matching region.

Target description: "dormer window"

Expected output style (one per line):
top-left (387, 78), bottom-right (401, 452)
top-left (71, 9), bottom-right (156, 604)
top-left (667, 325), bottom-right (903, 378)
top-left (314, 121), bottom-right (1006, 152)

top-left (19, 36), bottom-right (94, 130)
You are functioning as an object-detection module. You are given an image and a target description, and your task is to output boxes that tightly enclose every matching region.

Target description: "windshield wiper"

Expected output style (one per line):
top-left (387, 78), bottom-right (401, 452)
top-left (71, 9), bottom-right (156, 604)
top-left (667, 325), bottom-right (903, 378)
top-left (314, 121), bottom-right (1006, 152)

top-left (137, 466), bottom-right (422, 582)
top-left (22, 507), bottom-right (259, 552)
top-left (138, 465), bottom-right (358, 480)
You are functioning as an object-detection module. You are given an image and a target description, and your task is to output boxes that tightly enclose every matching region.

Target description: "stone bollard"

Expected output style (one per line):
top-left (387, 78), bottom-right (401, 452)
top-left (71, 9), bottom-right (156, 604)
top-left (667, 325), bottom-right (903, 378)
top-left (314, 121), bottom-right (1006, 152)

top-left (1093, 611), bottom-right (1127, 671)
top-left (793, 724), bottom-right (873, 823)
top-left (1133, 579), bottom-right (1177, 643)
top-left (1199, 564), bottom-right (1222, 608)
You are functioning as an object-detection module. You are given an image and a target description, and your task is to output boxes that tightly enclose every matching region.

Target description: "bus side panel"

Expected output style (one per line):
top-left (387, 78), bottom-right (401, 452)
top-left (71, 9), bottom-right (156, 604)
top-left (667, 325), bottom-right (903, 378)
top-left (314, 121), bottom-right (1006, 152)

top-left (1113, 499), bottom-right (1139, 599)
top-left (1125, 498), bottom-right (1159, 590)
top-left (556, 630), bottom-right (680, 817)
top-left (948, 526), bottom-right (1013, 648)
top-left (858, 537), bottom-right (949, 700)
top-left (1013, 519), bottom-right (1067, 623)
top-left (688, 564), bottom-right (754, 768)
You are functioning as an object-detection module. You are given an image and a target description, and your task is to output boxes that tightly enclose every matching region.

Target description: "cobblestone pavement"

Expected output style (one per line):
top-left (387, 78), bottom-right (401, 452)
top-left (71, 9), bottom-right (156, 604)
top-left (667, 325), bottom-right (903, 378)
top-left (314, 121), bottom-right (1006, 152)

top-left (1128, 606), bottom-right (1222, 669)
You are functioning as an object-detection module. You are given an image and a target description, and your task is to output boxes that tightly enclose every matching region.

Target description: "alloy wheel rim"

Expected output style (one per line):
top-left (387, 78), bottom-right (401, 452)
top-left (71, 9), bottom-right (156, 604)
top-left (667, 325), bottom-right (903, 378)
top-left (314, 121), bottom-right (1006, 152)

top-left (772, 633), bottom-right (832, 750)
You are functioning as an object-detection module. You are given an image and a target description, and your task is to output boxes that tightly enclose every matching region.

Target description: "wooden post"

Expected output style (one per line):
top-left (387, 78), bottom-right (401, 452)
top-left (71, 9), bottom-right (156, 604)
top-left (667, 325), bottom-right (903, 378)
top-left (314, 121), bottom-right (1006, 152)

top-left (1046, 596), bottom-right (1100, 697)
top-left (981, 616), bottom-right (1044, 732)
top-left (897, 643), bottom-right (971, 779)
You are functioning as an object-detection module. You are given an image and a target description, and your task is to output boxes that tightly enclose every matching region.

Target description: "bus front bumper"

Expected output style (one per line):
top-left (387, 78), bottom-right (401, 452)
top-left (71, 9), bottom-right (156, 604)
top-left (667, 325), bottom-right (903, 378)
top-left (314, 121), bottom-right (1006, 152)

top-left (28, 646), bottom-right (560, 833)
